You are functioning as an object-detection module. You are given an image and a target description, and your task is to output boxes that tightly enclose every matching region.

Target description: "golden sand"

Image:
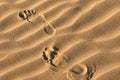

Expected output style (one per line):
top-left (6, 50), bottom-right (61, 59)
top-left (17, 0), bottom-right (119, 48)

top-left (0, 0), bottom-right (120, 80)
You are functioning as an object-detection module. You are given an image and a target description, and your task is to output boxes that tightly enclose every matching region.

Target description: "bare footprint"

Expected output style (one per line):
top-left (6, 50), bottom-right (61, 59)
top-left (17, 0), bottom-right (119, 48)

top-left (40, 15), bottom-right (56, 35)
top-left (44, 25), bottom-right (56, 35)
top-left (67, 64), bottom-right (96, 80)
top-left (66, 64), bottom-right (87, 80)
top-left (42, 46), bottom-right (59, 67)
top-left (18, 9), bottom-right (36, 22)
top-left (86, 64), bottom-right (96, 80)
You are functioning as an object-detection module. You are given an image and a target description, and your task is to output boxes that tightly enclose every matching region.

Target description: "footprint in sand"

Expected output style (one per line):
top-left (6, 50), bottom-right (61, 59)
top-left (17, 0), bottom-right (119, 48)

top-left (66, 64), bottom-right (87, 80)
top-left (41, 15), bottom-right (56, 35)
top-left (44, 25), bottom-right (56, 35)
top-left (42, 46), bottom-right (59, 67)
top-left (86, 64), bottom-right (96, 80)
top-left (18, 9), bottom-right (36, 22)
top-left (66, 64), bottom-right (96, 80)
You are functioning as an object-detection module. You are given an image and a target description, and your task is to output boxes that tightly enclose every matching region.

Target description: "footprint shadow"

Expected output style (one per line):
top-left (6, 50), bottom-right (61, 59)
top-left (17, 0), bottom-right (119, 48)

top-left (67, 64), bottom-right (87, 80)
top-left (42, 51), bottom-right (48, 61)
top-left (66, 64), bottom-right (96, 80)
top-left (44, 25), bottom-right (56, 35)
top-left (53, 46), bottom-right (59, 51)
top-left (42, 46), bottom-right (59, 67)
top-left (18, 9), bottom-right (36, 23)
top-left (86, 64), bottom-right (96, 80)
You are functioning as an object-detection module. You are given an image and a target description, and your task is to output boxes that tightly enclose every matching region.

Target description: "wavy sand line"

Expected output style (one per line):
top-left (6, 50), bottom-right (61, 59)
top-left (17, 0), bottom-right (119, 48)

top-left (56, 9), bottom-right (120, 35)
top-left (0, 0), bottom-right (120, 80)
top-left (0, 58), bottom-right (46, 77)
top-left (96, 67), bottom-right (120, 80)
top-left (56, 0), bottom-right (120, 34)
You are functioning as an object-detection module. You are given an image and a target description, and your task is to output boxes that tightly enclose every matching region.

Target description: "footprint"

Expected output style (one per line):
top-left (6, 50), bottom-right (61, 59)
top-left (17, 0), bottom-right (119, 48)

top-left (66, 64), bottom-right (87, 80)
top-left (44, 25), bottom-right (56, 35)
top-left (67, 64), bottom-right (96, 80)
top-left (69, 65), bottom-right (86, 74)
top-left (42, 46), bottom-right (59, 67)
top-left (18, 9), bottom-right (36, 22)
top-left (86, 64), bottom-right (96, 80)
top-left (40, 15), bottom-right (56, 35)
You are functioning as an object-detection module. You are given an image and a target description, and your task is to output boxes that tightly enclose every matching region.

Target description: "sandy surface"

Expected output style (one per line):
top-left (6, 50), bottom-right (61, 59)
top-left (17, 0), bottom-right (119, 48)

top-left (0, 0), bottom-right (120, 80)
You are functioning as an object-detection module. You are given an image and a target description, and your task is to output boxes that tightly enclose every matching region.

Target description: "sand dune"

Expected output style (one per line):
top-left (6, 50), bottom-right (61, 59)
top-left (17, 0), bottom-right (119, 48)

top-left (0, 0), bottom-right (120, 80)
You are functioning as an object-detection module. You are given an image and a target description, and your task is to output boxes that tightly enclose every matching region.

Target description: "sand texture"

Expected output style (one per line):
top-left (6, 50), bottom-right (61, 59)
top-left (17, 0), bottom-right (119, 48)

top-left (0, 0), bottom-right (120, 80)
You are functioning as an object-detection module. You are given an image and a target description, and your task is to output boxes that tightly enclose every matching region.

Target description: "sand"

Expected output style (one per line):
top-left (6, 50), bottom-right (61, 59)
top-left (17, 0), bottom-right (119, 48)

top-left (0, 0), bottom-right (120, 80)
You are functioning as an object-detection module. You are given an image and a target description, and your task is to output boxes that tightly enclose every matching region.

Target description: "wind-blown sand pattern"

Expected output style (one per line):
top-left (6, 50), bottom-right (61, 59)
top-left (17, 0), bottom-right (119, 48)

top-left (0, 0), bottom-right (120, 80)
